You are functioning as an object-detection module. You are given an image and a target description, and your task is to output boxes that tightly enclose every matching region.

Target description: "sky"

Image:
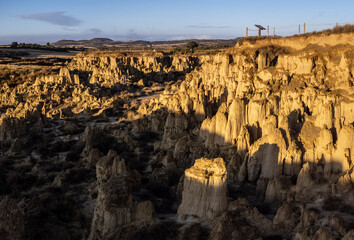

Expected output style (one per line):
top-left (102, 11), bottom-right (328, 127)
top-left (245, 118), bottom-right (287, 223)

top-left (0, 0), bottom-right (353, 44)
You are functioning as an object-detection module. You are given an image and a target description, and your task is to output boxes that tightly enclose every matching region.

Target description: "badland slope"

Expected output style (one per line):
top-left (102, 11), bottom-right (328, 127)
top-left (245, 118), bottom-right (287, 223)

top-left (0, 31), bottom-right (353, 239)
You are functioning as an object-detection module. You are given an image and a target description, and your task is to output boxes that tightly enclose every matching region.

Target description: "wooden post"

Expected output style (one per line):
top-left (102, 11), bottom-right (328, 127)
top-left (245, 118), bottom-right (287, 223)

top-left (303, 23), bottom-right (306, 34)
top-left (258, 28), bottom-right (261, 37)
top-left (267, 25), bottom-right (269, 37)
top-left (246, 27), bottom-right (248, 38)
top-left (298, 24), bottom-right (301, 36)
top-left (273, 27), bottom-right (275, 37)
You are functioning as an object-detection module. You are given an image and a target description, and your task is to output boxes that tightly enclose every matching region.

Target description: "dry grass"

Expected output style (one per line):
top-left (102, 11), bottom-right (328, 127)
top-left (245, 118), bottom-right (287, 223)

top-left (237, 24), bottom-right (354, 46)
top-left (0, 48), bottom-right (77, 59)
top-left (237, 36), bottom-right (272, 46)
top-left (309, 24), bottom-right (354, 36)
top-left (0, 48), bottom-right (77, 87)
top-left (288, 24), bottom-right (354, 39)
top-left (0, 65), bottom-right (59, 87)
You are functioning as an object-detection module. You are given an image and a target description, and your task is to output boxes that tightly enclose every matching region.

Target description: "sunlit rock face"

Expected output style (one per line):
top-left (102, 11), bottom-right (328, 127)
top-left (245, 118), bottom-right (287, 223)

top-left (0, 31), bottom-right (354, 239)
top-left (68, 53), bottom-right (199, 87)
top-left (139, 33), bottom-right (354, 201)
top-left (178, 157), bottom-right (227, 219)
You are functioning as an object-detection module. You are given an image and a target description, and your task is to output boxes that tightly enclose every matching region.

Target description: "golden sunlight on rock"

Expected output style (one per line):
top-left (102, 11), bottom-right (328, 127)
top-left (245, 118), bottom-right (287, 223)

top-left (178, 157), bottom-right (227, 219)
top-left (1, 27), bottom-right (354, 239)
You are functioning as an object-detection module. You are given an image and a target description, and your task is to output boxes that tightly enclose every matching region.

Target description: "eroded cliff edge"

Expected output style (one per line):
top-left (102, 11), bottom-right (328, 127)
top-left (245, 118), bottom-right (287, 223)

top-left (131, 32), bottom-right (354, 239)
top-left (0, 32), bottom-right (353, 239)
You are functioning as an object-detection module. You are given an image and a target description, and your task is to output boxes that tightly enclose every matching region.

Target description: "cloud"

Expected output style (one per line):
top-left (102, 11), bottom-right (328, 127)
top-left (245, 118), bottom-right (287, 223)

top-left (172, 35), bottom-right (213, 40)
top-left (62, 27), bottom-right (77, 32)
top-left (173, 36), bottom-right (188, 41)
top-left (123, 29), bottom-right (145, 40)
top-left (187, 25), bottom-right (230, 29)
top-left (16, 11), bottom-right (82, 26)
top-left (89, 28), bottom-right (102, 34)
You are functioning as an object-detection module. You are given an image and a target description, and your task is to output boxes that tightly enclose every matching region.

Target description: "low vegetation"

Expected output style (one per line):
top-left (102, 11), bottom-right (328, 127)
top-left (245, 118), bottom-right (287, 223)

top-left (238, 24), bottom-right (354, 45)
top-left (308, 24), bottom-right (354, 36)
top-left (9, 42), bottom-right (85, 52)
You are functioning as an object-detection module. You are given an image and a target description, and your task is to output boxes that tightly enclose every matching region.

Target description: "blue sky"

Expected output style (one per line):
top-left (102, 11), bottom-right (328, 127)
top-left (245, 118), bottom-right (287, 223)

top-left (0, 0), bottom-right (353, 44)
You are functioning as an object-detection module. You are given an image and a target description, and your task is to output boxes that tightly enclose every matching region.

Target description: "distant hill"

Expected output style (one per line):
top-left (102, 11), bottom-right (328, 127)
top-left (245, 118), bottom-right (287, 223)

top-left (53, 38), bottom-right (238, 48)
top-left (54, 38), bottom-right (114, 47)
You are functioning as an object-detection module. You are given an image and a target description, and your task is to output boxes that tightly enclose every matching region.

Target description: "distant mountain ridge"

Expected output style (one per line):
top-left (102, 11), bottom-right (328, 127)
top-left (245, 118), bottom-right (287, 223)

top-left (54, 38), bottom-right (114, 47)
top-left (53, 38), bottom-right (238, 48)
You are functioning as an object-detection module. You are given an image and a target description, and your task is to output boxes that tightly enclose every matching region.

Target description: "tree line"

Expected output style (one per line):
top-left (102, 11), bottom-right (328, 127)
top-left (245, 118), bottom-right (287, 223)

top-left (9, 42), bottom-right (84, 52)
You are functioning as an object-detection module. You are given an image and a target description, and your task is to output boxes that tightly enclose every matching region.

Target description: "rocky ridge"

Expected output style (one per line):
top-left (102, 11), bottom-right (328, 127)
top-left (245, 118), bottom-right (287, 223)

top-left (0, 52), bottom-right (198, 239)
top-left (0, 32), bottom-right (353, 239)
top-left (132, 32), bottom-right (354, 239)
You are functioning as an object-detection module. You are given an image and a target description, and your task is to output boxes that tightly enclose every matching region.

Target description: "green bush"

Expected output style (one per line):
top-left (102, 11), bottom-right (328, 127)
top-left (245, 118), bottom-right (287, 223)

top-left (171, 47), bottom-right (181, 54)
top-left (10, 42), bottom-right (18, 48)
top-left (186, 41), bottom-right (199, 53)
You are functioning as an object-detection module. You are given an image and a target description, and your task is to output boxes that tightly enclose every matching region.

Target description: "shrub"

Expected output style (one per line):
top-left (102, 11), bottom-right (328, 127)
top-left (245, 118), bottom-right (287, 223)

top-left (10, 42), bottom-right (18, 48)
top-left (186, 41), bottom-right (199, 53)
top-left (171, 47), bottom-right (181, 54)
top-left (186, 41), bottom-right (198, 49)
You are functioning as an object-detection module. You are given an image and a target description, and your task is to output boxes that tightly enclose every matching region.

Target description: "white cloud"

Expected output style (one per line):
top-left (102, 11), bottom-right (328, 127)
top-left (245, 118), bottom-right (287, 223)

top-left (16, 11), bottom-right (82, 27)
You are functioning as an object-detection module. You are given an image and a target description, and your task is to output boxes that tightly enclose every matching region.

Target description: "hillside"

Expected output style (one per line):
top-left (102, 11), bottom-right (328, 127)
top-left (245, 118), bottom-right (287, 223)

top-left (53, 38), bottom-right (238, 48)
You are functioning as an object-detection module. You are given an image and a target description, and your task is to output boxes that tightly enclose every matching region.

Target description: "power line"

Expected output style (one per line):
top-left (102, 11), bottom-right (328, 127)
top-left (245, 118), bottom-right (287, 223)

top-left (307, 23), bottom-right (337, 26)
top-left (273, 24), bottom-right (298, 29)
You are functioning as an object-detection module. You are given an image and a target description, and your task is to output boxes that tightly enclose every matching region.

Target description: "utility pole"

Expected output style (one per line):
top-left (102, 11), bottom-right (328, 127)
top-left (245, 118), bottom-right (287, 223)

top-left (267, 25), bottom-right (269, 37)
top-left (298, 24), bottom-right (301, 36)
top-left (304, 23), bottom-right (306, 34)
top-left (273, 27), bottom-right (275, 37)
top-left (246, 27), bottom-right (248, 38)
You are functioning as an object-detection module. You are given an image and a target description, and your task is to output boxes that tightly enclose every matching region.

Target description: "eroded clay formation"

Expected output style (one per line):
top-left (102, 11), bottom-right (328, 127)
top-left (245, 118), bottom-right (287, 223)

top-left (0, 32), bottom-right (353, 240)
top-left (178, 157), bottom-right (227, 219)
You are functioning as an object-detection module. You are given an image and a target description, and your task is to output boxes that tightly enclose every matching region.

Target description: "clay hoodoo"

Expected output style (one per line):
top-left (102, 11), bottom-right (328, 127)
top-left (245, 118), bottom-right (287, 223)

top-left (178, 157), bottom-right (227, 219)
top-left (0, 30), bottom-right (353, 239)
